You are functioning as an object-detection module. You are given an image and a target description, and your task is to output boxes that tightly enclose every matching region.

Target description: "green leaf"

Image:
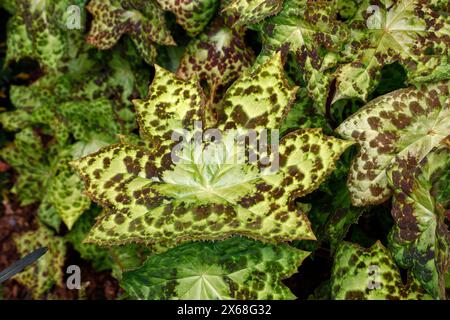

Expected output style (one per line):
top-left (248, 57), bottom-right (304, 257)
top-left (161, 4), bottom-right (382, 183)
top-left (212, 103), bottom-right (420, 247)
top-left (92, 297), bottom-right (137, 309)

top-left (387, 144), bottom-right (450, 299)
top-left (336, 81), bottom-right (450, 206)
top-left (155, 0), bottom-right (219, 36)
top-left (222, 0), bottom-right (285, 26)
top-left (13, 224), bottom-right (66, 299)
top-left (86, 0), bottom-right (175, 64)
top-left (72, 53), bottom-right (353, 248)
top-left (333, 0), bottom-right (450, 103)
top-left (121, 237), bottom-right (309, 299)
top-left (331, 241), bottom-right (432, 300)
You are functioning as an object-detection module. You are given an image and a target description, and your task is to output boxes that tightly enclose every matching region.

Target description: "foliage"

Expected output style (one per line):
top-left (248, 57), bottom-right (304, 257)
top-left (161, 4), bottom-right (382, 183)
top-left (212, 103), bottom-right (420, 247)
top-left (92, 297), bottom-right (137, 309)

top-left (0, 0), bottom-right (448, 300)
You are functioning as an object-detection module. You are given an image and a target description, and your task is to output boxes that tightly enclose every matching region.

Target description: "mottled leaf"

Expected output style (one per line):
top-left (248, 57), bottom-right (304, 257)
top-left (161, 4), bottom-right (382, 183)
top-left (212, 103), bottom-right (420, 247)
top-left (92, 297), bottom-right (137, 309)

top-left (155, 0), bottom-right (219, 36)
top-left (177, 17), bottom-right (255, 105)
top-left (255, 0), bottom-right (347, 113)
top-left (222, 0), bottom-right (284, 26)
top-left (121, 237), bottom-right (309, 299)
top-left (331, 241), bottom-right (432, 299)
top-left (387, 144), bottom-right (450, 299)
top-left (333, 0), bottom-right (450, 103)
top-left (336, 81), bottom-right (450, 206)
top-left (86, 0), bottom-right (175, 64)
top-left (48, 160), bottom-right (91, 230)
top-left (13, 224), bottom-right (66, 299)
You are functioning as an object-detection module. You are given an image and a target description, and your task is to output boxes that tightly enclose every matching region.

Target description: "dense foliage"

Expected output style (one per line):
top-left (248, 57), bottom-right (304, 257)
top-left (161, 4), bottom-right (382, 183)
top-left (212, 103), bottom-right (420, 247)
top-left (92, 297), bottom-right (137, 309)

top-left (0, 0), bottom-right (448, 300)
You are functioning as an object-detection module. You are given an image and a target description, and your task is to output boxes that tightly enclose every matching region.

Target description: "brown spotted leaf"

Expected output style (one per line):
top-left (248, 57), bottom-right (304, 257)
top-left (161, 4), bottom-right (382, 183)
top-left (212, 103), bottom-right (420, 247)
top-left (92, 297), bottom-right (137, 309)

top-left (177, 17), bottom-right (255, 106)
top-left (333, 0), bottom-right (450, 103)
top-left (336, 81), bottom-right (450, 206)
top-left (155, 0), bottom-right (219, 36)
top-left (331, 241), bottom-right (433, 299)
top-left (71, 53), bottom-right (353, 248)
top-left (220, 51), bottom-right (298, 131)
top-left (13, 224), bottom-right (66, 299)
top-left (387, 144), bottom-right (450, 299)
top-left (222, 0), bottom-right (285, 26)
top-left (121, 237), bottom-right (309, 299)
top-left (86, 0), bottom-right (175, 64)
top-left (255, 0), bottom-right (347, 113)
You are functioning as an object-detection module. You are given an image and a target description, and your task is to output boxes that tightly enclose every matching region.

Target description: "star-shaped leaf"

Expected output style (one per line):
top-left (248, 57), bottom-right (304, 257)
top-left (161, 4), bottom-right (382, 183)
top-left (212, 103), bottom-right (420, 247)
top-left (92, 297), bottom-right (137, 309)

top-left (13, 224), bottom-right (66, 299)
top-left (336, 81), bottom-right (450, 206)
top-left (387, 144), bottom-right (450, 299)
top-left (333, 0), bottom-right (450, 103)
top-left (121, 237), bottom-right (309, 299)
top-left (72, 52), bottom-right (353, 248)
top-left (331, 241), bottom-right (432, 300)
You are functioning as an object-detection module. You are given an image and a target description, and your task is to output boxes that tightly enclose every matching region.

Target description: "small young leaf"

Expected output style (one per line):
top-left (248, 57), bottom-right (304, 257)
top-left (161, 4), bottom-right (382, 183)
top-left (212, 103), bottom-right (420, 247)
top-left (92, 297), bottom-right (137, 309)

top-left (155, 0), bottom-right (219, 36)
top-left (72, 53), bottom-right (353, 248)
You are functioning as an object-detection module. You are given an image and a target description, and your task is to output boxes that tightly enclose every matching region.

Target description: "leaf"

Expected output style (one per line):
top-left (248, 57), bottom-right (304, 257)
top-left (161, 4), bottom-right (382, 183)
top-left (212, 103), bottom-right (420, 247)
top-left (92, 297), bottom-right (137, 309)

top-left (279, 89), bottom-right (331, 137)
top-left (336, 81), bottom-right (450, 206)
top-left (0, 128), bottom-right (48, 206)
top-left (331, 241), bottom-right (432, 300)
top-left (13, 224), bottom-right (66, 299)
top-left (86, 0), bottom-right (175, 64)
top-left (155, 0), bottom-right (219, 36)
top-left (47, 160), bottom-right (91, 230)
top-left (71, 53), bottom-right (353, 248)
top-left (387, 144), bottom-right (450, 299)
top-left (121, 237), bottom-right (309, 299)
top-left (222, 0), bottom-right (285, 26)
top-left (220, 51), bottom-right (298, 131)
top-left (255, 0), bottom-right (347, 113)
top-left (177, 17), bottom-right (255, 105)
top-left (333, 0), bottom-right (450, 103)
top-left (5, 0), bottom-right (89, 72)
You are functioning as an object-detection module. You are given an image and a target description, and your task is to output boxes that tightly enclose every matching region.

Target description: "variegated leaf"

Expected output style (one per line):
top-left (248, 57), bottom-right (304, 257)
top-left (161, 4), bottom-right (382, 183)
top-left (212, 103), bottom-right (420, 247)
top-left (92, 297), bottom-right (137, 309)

top-left (47, 160), bottom-right (91, 230)
top-left (255, 0), bottom-right (346, 113)
top-left (387, 144), bottom-right (450, 299)
top-left (222, 0), bottom-right (285, 26)
top-left (72, 53), bottom-right (353, 248)
top-left (155, 0), bottom-right (219, 36)
top-left (336, 81), bottom-right (450, 206)
top-left (121, 237), bottom-right (309, 299)
top-left (220, 51), bottom-right (298, 131)
top-left (177, 17), bottom-right (255, 105)
top-left (331, 241), bottom-right (432, 300)
top-left (4, 0), bottom-right (89, 72)
top-left (333, 0), bottom-right (450, 103)
top-left (86, 0), bottom-right (175, 64)
top-left (13, 224), bottom-right (66, 299)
